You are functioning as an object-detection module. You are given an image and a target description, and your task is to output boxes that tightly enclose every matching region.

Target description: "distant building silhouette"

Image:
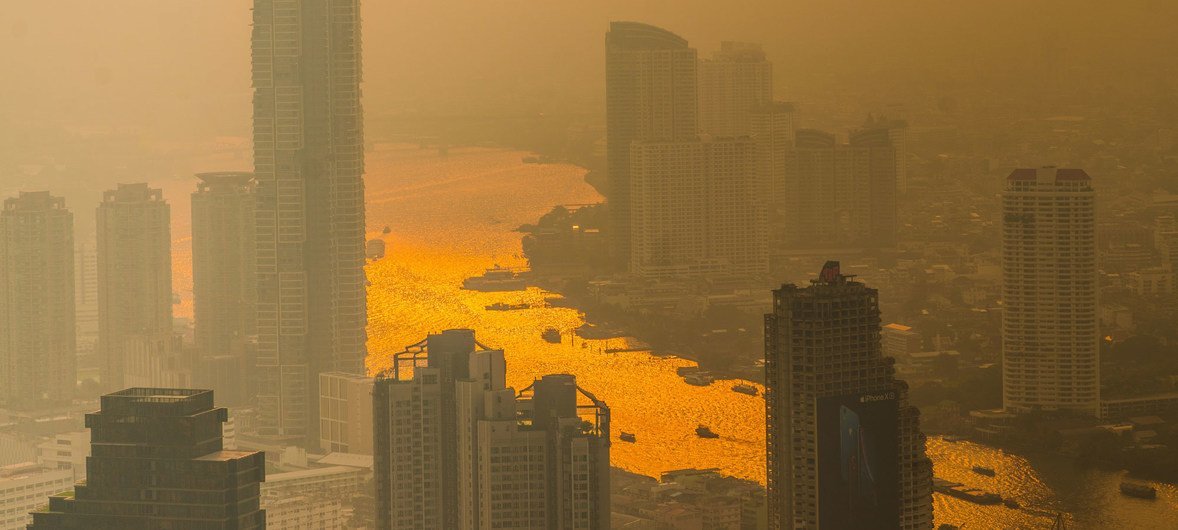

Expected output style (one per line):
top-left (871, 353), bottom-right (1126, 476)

top-left (765, 261), bottom-right (933, 529)
top-left (373, 329), bottom-right (610, 529)
top-left (28, 388), bottom-right (266, 529)
top-left (606, 21), bottom-right (699, 269)
top-left (252, 0), bottom-right (368, 444)
top-left (859, 115), bottom-right (910, 195)
top-left (192, 172), bottom-right (256, 357)
top-left (74, 242), bottom-right (99, 377)
top-left (1002, 168), bottom-right (1099, 416)
top-left (609, 25), bottom-right (771, 279)
top-left (95, 184), bottom-right (172, 392)
top-left (0, 192), bottom-right (76, 409)
top-left (698, 41), bottom-right (773, 137)
top-left (751, 101), bottom-right (798, 263)
top-left (629, 137), bottom-right (767, 278)
top-left (781, 129), bottom-right (898, 249)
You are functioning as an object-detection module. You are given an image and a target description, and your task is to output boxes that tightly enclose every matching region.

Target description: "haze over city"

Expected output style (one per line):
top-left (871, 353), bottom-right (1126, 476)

top-left (1, 1), bottom-right (1177, 529)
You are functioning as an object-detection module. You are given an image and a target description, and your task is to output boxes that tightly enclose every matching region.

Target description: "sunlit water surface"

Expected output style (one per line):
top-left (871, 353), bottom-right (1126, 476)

top-left (171, 144), bottom-right (1176, 529)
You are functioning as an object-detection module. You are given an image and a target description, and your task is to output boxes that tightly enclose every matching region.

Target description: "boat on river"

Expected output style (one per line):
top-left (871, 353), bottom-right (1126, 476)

top-left (684, 372), bottom-right (715, 386)
top-left (1119, 481), bottom-right (1157, 499)
top-left (732, 383), bottom-right (758, 396)
top-left (696, 425), bottom-right (719, 439)
top-left (486, 302), bottom-right (529, 311)
top-left (541, 328), bottom-right (561, 344)
top-left (366, 239), bottom-right (386, 260)
top-left (971, 465), bottom-right (996, 477)
top-left (462, 265), bottom-right (526, 292)
top-left (620, 432), bottom-right (636, 443)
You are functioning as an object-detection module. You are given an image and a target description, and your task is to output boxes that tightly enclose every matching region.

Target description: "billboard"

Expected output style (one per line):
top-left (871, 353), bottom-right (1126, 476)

top-left (817, 391), bottom-right (900, 529)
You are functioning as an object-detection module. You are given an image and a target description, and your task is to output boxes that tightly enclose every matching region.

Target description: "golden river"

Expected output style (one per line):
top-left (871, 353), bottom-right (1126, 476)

top-left (171, 144), bottom-right (1175, 529)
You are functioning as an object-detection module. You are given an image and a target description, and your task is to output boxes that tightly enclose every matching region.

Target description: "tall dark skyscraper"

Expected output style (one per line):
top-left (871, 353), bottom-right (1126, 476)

top-left (252, 0), bottom-right (368, 442)
top-left (28, 388), bottom-right (266, 529)
top-left (373, 330), bottom-right (611, 529)
top-left (96, 184), bottom-right (172, 392)
top-left (605, 21), bottom-right (698, 269)
top-left (765, 262), bottom-right (933, 529)
top-left (0, 192), bottom-right (76, 408)
top-left (192, 172), bottom-right (256, 356)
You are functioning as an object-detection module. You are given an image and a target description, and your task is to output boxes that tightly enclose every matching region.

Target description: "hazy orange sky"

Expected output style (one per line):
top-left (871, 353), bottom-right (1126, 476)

top-left (3, 0), bottom-right (1175, 146)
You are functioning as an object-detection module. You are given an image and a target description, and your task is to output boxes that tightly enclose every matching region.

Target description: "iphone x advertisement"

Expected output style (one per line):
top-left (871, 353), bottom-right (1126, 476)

top-left (818, 391), bottom-right (900, 529)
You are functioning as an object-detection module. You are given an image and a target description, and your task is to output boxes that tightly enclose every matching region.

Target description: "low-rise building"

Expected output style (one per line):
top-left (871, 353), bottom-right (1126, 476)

top-left (0, 463), bottom-right (73, 530)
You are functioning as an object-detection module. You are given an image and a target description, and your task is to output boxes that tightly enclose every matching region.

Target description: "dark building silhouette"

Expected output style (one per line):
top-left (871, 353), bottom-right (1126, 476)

top-left (605, 21), bottom-right (698, 269)
top-left (765, 262), bottom-right (932, 529)
top-left (192, 172), bottom-right (256, 357)
top-left (781, 129), bottom-right (898, 249)
top-left (95, 184), bottom-right (172, 392)
top-left (0, 192), bottom-right (76, 409)
top-left (28, 388), bottom-right (265, 529)
top-left (698, 41), bottom-right (773, 138)
top-left (373, 330), bottom-right (610, 529)
top-left (251, 0), bottom-right (368, 443)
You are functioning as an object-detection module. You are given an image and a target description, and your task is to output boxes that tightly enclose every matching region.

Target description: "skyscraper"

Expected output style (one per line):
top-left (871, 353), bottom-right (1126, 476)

top-left (859, 115), bottom-right (910, 195)
top-left (0, 192), bottom-right (76, 408)
top-left (781, 129), bottom-right (898, 249)
top-left (1002, 167), bottom-right (1099, 416)
top-left (765, 261), bottom-right (933, 529)
top-left (95, 184), bottom-right (172, 392)
top-left (29, 388), bottom-right (266, 529)
top-left (750, 102), bottom-right (797, 264)
top-left (698, 41), bottom-right (773, 137)
top-left (606, 21), bottom-right (698, 268)
top-left (252, 0), bottom-right (368, 442)
top-left (74, 242), bottom-right (99, 374)
top-left (192, 172), bottom-right (256, 356)
top-left (373, 329), bottom-right (610, 530)
top-left (629, 137), bottom-right (766, 278)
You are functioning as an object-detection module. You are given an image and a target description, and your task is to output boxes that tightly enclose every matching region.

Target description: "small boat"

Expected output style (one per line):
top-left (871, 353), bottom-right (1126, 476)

top-left (732, 383), bottom-right (759, 396)
top-left (684, 372), bottom-right (715, 386)
top-left (971, 465), bottom-right (996, 477)
top-left (937, 525), bottom-right (961, 530)
top-left (696, 425), bottom-right (719, 439)
top-left (620, 432), bottom-right (636, 443)
top-left (462, 265), bottom-right (527, 292)
top-left (541, 328), bottom-right (561, 344)
top-left (382, 225), bottom-right (391, 234)
top-left (1003, 498), bottom-right (1020, 509)
top-left (366, 239), bottom-right (386, 260)
top-left (485, 302), bottom-right (529, 311)
top-left (1119, 481), bottom-right (1157, 500)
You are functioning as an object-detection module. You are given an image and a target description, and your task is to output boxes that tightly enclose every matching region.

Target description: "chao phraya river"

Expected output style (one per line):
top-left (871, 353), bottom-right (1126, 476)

top-left (171, 143), bottom-right (1175, 529)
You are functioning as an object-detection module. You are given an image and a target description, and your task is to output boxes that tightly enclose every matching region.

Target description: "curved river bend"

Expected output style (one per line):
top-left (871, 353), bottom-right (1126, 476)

top-left (168, 144), bottom-right (1176, 529)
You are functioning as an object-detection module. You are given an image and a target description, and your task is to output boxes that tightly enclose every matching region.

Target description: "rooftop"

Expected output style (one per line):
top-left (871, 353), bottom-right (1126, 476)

top-left (194, 450), bottom-right (260, 462)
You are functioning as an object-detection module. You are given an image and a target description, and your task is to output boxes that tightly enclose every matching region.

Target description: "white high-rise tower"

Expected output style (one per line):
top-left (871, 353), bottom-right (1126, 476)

top-left (1002, 167), bottom-right (1099, 416)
